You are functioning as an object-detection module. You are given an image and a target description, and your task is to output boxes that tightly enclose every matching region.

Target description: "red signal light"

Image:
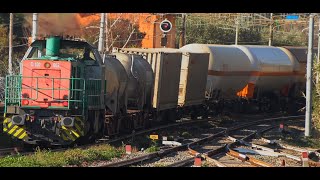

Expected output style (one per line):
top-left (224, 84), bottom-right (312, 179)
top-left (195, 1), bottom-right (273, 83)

top-left (159, 19), bottom-right (172, 33)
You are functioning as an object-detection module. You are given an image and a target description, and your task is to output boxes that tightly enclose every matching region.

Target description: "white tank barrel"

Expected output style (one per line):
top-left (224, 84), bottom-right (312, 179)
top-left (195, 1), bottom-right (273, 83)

top-left (180, 44), bottom-right (255, 99)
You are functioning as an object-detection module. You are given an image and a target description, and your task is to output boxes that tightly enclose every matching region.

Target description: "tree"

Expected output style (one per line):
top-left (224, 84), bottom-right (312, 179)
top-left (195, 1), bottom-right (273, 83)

top-left (176, 15), bottom-right (262, 46)
top-left (0, 25), bottom-right (9, 77)
top-left (261, 28), bottom-right (307, 46)
top-left (82, 18), bottom-right (146, 49)
top-left (0, 13), bottom-right (28, 76)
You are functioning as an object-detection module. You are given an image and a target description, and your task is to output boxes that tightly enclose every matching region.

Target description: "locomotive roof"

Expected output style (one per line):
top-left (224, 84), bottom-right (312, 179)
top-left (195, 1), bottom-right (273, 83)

top-left (30, 39), bottom-right (97, 49)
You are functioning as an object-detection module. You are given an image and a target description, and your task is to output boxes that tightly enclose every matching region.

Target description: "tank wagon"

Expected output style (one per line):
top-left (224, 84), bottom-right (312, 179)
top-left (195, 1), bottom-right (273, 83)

top-left (104, 53), bottom-right (154, 134)
top-left (180, 44), bottom-right (306, 113)
top-left (281, 46), bottom-right (318, 91)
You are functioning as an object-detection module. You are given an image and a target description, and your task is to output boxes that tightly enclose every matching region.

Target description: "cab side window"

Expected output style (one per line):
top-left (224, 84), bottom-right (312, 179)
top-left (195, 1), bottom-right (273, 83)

top-left (82, 49), bottom-right (98, 65)
top-left (89, 51), bottom-right (96, 61)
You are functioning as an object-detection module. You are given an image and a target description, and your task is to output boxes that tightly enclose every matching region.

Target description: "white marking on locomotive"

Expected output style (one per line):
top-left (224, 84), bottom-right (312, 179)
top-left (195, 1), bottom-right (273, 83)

top-left (30, 62), bottom-right (41, 68)
top-left (53, 63), bottom-right (60, 68)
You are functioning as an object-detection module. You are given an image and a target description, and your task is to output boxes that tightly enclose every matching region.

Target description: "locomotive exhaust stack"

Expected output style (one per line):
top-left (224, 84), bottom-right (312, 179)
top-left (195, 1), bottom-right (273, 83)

top-left (45, 36), bottom-right (61, 57)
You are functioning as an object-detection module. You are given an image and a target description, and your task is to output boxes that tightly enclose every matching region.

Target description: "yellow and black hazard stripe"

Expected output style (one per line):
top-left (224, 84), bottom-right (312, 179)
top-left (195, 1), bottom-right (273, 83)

top-left (74, 117), bottom-right (85, 136)
top-left (3, 117), bottom-right (28, 140)
top-left (59, 116), bottom-right (85, 142)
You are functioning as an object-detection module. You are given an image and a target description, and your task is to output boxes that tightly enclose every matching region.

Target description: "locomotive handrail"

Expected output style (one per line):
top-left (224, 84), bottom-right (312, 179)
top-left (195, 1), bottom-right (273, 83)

top-left (86, 78), bottom-right (103, 108)
top-left (4, 75), bottom-right (87, 113)
top-left (5, 75), bottom-right (103, 115)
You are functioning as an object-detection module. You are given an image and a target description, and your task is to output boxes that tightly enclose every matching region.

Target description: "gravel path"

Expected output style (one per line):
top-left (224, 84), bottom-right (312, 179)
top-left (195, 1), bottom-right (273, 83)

top-left (213, 153), bottom-right (256, 167)
top-left (73, 151), bottom-right (148, 167)
top-left (133, 151), bottom-right (193, 167)
top-left (248, 154), bottom-right (301, 167)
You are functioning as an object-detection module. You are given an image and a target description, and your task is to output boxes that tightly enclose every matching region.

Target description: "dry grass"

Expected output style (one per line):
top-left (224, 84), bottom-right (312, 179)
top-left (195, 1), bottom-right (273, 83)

top-left (0, 144), bottom-right (124, 167)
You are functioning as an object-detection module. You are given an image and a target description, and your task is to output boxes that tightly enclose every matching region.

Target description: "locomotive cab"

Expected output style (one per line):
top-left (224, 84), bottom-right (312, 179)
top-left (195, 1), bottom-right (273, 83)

top-left (3, 36), bottom-right (105, 145)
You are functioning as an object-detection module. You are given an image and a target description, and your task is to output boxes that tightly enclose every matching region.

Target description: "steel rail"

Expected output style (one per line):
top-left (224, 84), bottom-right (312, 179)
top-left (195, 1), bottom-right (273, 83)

top-left (170, 117), bottom-right (304, 167)
top-left (103, 115), bottom-right (303, 167)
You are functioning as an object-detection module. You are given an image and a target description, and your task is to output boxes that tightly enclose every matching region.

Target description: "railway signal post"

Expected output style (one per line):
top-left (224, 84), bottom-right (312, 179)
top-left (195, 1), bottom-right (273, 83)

top-left (305, 14), bottom-right (315, 137)
top-left (8, 13), bottom-right (13, 75)
top-left (32, 13), bottom-right (38, 42)
top-left (98, 13), bottom-right (106, 54)
top-left (159, 19), bottom-right (172, 47)
top-left (317, 15), bottom-right (320, 84)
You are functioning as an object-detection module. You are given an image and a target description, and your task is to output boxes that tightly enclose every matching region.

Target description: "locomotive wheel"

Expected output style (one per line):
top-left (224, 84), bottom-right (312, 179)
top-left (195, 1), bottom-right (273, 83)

top-left (76, 121), bottom-right (94, 145)
top-left (106, 115), bottom-right (121, 136)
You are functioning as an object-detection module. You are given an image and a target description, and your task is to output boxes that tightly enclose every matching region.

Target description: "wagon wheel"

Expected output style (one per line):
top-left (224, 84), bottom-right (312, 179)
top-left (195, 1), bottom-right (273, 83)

top-left (143, 111), bottom-right (150, 128)
top-left (97, 111), bottom-right (105, 138)
top-left (105, 115), bottom-right (120, 137)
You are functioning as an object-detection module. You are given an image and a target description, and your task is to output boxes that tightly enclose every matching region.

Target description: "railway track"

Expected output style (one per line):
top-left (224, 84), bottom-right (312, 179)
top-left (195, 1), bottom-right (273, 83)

top-left (100, 115), bottom-right (304, 167)
top-left (238, 119), bottom-right (320, 167)
top-left (0, 112), bottom-right (285, 158)
top-left (164, 122), bottom-right (282, 167)
top-left (1, 113), bottom-right (315, 168)
top-left (0, 147), bottom-right (22, 156)
top-left (177, 119), bottom-right (310, 167)
top-left (0, 118), bottom-right (213, 157)
top-left (252, 136), bottom-right (320, 166)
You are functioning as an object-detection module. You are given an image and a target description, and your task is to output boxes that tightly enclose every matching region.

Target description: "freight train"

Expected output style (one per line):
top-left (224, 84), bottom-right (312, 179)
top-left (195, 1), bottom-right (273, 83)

top-left (1, 36), bottom-right (308, 146)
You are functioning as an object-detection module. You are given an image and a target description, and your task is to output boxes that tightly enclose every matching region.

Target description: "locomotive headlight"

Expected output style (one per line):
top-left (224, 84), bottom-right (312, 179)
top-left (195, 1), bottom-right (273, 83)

top-left (44, 62), bottom-right (51, 68)
top-left (22, 99), bottom-right (29, 105)
top-left (61, 117), bottom-right (74, 127)
top-left (11, 115), bottom-right (25, 125)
